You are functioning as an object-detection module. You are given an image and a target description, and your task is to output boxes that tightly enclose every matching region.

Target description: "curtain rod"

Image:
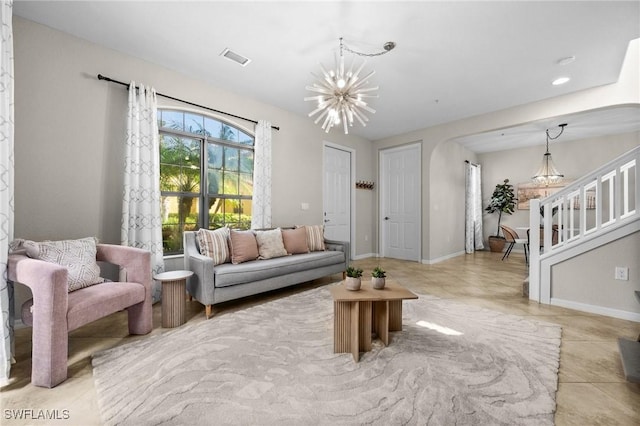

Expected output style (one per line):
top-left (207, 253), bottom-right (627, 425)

top-left (97, 74), bottom-right (280, 131)
top-left (465, 160), bottom-right (479, 167)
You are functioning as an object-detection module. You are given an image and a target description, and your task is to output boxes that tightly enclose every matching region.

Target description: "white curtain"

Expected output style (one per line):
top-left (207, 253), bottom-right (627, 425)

top-left (465, 162), bottom-right (484, 253)
top-left (122, 82), bottom-right (164, 302)
top-left (0, 0), bottom-right (14, 386)
top-left (251, 120), bottom-right (272, 229)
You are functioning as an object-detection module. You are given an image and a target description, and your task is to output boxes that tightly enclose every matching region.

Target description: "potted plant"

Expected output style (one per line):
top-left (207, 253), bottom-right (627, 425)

top-left (485, 179), bottom-right (516, 252)
top-left (345, 266), bottom-right (363, 291)
top-left (371, 266), bottom-right (386, 289)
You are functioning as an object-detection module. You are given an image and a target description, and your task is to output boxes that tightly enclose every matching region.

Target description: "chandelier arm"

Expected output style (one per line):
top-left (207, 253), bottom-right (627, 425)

top-left (308, 104), bottom-right (329, 118)
top-left (320, 112), bottom-right (332, 130)
top-left (305, 85), bottom-right (331, 94)
top-left (358, 104), bottom-right (376, 114)
top-left (351, 86), bottom-right (379, 94)
top-left (350, 72), bottom-right (376, 90)
top-left (341, 109), bottom-right (349, 134)
top-left (351, 108), bottom-right (368, 126)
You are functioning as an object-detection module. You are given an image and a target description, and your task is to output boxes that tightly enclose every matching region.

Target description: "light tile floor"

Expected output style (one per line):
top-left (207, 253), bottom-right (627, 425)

top-left (1, 251), bottom-right (639, 425)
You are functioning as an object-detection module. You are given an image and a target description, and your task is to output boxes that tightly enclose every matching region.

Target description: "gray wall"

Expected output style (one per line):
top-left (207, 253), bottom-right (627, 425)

top-left (552, 231), bottom-right (640, 315)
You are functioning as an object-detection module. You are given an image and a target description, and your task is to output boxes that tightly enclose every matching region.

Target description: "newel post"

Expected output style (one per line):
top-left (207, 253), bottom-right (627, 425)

top-left (529, 199), bottom-right (541, 302)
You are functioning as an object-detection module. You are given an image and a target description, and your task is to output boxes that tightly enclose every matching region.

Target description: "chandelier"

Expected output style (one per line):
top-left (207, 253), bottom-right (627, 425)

top-left (304, 37), bottom-right (395, 134)
top-left (532, 123), bottom-right (567, 186)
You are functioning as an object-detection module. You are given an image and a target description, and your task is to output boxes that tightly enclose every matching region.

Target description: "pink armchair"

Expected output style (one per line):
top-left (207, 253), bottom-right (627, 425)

top-left (8, 244), bottom-right (153, 388)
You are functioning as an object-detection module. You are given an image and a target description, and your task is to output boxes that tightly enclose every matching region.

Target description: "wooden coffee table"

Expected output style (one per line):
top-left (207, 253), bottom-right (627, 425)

top-left (329, 280), bottom-right (418, 361)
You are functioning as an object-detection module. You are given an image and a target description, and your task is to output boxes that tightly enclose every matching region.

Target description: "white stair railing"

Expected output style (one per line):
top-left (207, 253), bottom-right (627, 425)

top-left (529, 145), bottom-right (640, 303)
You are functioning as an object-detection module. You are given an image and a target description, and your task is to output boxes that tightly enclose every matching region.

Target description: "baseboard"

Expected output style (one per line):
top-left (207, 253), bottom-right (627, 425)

top-left (352, 253), bottom-right (378, 260)
top-left (551, 297), bottom-right (640, 322)
top-left (422, 251), bottom-right (466, 265)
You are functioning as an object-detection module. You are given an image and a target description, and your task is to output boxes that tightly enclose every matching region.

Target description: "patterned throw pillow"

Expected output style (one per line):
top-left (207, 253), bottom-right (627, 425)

top-left (22, 237), bottom-right (104, 292)
top-left (302, 225), bottom-right (325, 252)
top-left (229, 230), bottom-right (259, 264)
top-left (255, 228), bottom-right (288, 260)
top-left (281, 227), bottom-right (309, 255)
top-left (197, 227), bottom-right (230, 265)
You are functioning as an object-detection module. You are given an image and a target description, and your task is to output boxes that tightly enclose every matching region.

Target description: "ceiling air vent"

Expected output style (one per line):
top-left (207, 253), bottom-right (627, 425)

top-left (219, 48), bottom-right (251, 67)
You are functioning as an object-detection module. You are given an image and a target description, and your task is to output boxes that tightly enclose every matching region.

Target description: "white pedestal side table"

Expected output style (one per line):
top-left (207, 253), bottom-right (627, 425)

top-left (154, 270), bottom-right (193, 328)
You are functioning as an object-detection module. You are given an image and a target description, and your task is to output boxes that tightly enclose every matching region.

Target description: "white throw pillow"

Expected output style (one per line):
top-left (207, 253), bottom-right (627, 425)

top-left (23, 237), bottom-right (104, 292)
top-left (255, 228), bottom-right (288, 260)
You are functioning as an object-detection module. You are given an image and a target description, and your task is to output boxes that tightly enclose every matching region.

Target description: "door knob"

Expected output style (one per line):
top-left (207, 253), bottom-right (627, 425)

top-left (384, 217), bottom-right (389, 220)
top-left (324, 219), bottom-right (330, 222)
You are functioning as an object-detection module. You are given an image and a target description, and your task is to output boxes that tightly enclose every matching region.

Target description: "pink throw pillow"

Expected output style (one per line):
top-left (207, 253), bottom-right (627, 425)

top-left (229, 230), bottom-right (259, 264)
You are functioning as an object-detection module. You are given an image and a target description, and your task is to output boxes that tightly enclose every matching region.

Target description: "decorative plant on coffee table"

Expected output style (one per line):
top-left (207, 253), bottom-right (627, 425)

top-left (485, 178), bottom-right (516, 252)
top-left (345, 266), bottom-right (363, 291)
top-left (371, 266), bottom-right (386, 289)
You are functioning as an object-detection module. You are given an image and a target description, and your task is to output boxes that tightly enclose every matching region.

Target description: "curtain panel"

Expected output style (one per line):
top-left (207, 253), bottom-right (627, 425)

top-left (251, 120), bottom-right (272, 229)
top-left (121, 82), bottom-right (164, 302)
top-left (0, 0), bottom-right (15, 386)
top-left (465, 162), bottom-right (484, 253)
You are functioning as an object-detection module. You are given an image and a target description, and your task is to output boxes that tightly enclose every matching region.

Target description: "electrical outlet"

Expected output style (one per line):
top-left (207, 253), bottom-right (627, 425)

top-left (615, 266), bottom-right (629, 281)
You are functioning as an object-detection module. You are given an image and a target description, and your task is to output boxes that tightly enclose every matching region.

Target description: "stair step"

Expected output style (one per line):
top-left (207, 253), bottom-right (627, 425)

top-left (522, 276), bottom-right (529, 297)
top-left (618, 338), bottom-right (640, 383)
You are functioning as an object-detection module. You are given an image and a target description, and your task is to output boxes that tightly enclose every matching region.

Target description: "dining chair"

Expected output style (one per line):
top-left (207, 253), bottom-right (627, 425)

top-left (500, 225), bottom-right (529, 264)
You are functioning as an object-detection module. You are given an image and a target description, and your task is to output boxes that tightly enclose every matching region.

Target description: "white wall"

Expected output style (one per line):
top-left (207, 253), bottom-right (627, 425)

top-left (12, 17), bottom-right (377, 311)
top-left (13, 16), bottom-right (374, 253)
top-left (551, 231), bottom-right (640, 318)
top-left (373, 38), bottom-right (639, 263)
top-left (478, 131), bottom-right (640, 244)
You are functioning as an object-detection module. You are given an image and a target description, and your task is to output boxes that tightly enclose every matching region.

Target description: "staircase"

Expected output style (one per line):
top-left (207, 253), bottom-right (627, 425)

top-left (527, 145), bottom-right (640, 384)
top-left (528, 144), bottom-right (639, 306)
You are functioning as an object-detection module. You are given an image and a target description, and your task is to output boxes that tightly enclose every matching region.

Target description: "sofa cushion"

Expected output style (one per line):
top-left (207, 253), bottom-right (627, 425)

top-left (229, 230), bottom-right (259, 264)
top-left (214, 250), bottom-right (345, 288)
top-left (281, 227), bottom-right (309, 255)
top-left (303, 225), bottom-right (325, 251)
top-left (197, 227), bottom-right (230, 265)
top-left (255, 228), bottom-right (288, 260)
top-left (22, 237), bottom-right (104, 292)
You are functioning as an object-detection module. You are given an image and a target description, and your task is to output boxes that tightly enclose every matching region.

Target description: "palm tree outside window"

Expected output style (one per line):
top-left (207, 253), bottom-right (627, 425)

top-left (158, 109), bottom-right (254, 254)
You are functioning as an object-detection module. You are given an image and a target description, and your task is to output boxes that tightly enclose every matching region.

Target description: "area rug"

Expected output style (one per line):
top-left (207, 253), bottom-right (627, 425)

top-left (92, 284), bottom-right (561, 425)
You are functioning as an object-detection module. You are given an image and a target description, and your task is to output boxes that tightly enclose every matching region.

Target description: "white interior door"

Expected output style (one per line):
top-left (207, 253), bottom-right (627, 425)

top-left (380, 143), bottom-right (421, 261)
top-left (323, 145), bottom-right (351, 245)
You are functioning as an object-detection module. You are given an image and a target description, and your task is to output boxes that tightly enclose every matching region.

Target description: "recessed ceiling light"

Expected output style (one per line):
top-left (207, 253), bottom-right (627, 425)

top-left (219, 48), bottom-right (251, 67)
top-left (552, 77), bottom-right (570, 86)
top-left (557, 56), bottom-right (576, 66)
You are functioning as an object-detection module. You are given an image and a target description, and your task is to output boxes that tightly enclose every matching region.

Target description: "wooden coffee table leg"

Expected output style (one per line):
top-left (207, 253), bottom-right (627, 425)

top-left (334, 300), bottom-right (373, 362)
top-left (334, 301), bottom-right (349, 353)
top-left (373, 301), bottom-right (390, 345)
top-left (350, 301), bottom-right (360, 362)
top-left (359, 301), bottom-right (372, 353)
top-left (389, 300), bottom-right (403, 332)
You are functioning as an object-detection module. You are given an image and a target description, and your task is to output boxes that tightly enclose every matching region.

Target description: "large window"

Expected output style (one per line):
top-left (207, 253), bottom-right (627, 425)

top-left (158, 109), bottom-right (254, 254)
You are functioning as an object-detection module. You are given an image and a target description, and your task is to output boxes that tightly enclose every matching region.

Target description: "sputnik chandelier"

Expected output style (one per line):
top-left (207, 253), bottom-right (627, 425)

top-left (532, 123), bottom-right (567, 186)
top-left (304, 37), bottom-right (396, 134)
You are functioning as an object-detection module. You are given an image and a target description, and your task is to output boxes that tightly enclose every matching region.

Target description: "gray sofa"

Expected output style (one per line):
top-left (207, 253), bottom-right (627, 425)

top-left (183, 231), bottom-right (349, 318)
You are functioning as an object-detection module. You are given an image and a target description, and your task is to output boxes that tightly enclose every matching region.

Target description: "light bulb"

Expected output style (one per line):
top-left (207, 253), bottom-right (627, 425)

top-left (337, 78), bottom-right (346, 89)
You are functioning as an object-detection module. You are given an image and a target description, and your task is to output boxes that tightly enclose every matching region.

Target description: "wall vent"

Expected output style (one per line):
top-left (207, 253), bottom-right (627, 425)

top-left (219, 48), bottom-right (251, 67)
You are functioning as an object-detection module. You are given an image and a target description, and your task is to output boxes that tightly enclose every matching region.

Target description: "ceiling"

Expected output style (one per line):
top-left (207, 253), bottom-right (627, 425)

top-left (13, 1), bottom-right (640, 148)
